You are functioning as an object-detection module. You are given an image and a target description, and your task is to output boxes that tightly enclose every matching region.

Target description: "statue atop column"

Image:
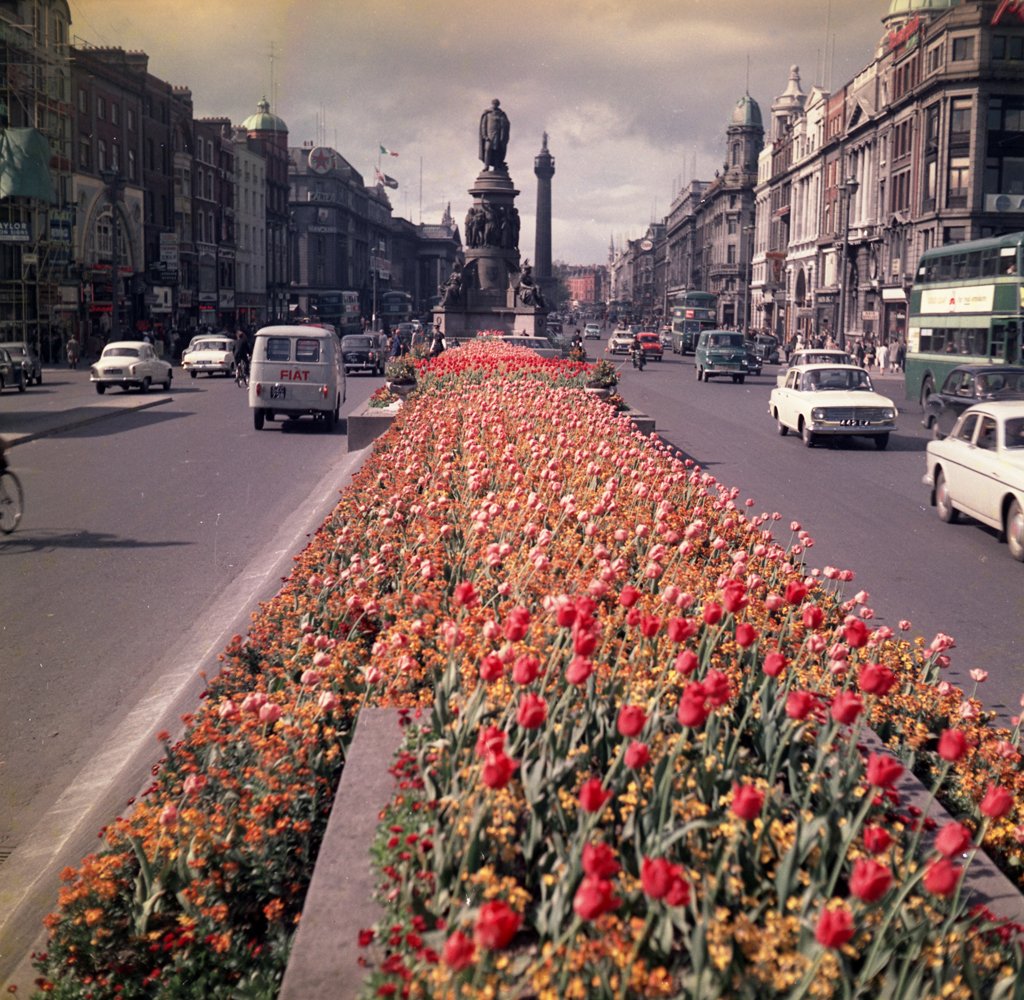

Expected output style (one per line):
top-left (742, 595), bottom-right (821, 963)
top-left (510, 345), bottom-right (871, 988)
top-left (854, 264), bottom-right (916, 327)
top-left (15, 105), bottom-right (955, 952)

top-left (479, 99), bottom-right (510, 172)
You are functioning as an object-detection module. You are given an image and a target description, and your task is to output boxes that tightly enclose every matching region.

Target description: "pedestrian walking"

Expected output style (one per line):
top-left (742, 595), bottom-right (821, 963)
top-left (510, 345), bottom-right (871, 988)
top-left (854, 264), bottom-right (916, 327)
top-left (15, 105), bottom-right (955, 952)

top-left (893, 339), bottom-right (905, 373)
top-left (390, 328), bottom-right (404, 359)
top-left (876, 342), bottom-right (889, 374)
top-left (65, 334), bottom-right (79, 369)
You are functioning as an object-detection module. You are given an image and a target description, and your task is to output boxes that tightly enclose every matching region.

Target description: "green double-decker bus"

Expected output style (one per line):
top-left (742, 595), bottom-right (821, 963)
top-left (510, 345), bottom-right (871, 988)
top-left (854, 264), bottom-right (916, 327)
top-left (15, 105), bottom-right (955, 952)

top-left (669, 291), bottom-right (718, 355)
top-left (906, 233), bottom-right (1024, 403)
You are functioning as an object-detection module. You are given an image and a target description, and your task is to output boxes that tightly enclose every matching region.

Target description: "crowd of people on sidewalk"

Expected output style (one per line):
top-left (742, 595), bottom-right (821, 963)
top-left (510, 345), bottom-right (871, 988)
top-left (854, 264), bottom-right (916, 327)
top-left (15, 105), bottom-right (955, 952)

top-left (782, 330), bottom-right (906, 375)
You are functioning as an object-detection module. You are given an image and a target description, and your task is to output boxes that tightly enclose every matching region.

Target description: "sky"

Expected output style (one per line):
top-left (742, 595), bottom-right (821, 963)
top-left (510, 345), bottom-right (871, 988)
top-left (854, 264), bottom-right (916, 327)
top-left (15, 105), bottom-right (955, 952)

top-left (67, 0), bottom-right (893, 265)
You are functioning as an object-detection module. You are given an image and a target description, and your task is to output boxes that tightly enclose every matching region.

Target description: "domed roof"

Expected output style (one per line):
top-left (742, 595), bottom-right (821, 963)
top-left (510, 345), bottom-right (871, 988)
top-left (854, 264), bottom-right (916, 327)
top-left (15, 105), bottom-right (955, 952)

top-left (241, 97), bottom-right (287, 134)
top-left (884, 0), bottom-right (961, 22)
top-left (731, 94), bottom-right (763, 128)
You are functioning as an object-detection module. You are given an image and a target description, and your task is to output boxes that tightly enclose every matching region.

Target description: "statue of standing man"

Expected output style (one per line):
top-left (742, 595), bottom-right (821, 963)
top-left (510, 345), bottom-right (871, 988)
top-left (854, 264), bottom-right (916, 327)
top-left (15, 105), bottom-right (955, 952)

top-left (479, 99), bottom-right (510, 172)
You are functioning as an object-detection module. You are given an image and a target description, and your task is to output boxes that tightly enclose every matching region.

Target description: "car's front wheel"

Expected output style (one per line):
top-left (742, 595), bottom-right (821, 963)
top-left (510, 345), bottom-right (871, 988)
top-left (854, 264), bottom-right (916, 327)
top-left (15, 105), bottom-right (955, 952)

top-left (935, 470), bottom-right (958, 523)
top-left (874, 433), bottom-right (889, 451)
top-left (1006, 499), bottom-right (1024, 562)
top-left (95, 383), bottom-right (106, 395)
top-left (801, 421), bottom-right (816, 448)
top-left (190, 371), bottom-right (197, 378)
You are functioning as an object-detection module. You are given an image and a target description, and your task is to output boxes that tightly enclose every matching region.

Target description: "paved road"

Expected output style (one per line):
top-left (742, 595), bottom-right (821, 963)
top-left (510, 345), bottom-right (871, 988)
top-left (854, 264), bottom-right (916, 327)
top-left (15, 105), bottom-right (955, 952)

top-left (599, 329), bottom-right (1024, 720)
top-left (0, 363), bottom-right (381, 983)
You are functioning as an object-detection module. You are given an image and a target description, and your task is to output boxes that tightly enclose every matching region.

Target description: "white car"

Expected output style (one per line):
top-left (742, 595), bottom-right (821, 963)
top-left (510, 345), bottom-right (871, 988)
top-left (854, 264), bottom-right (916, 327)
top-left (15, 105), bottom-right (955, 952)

top-left (583, 323), bottom-right (601, 340)
top-left (608, 329), bottom-right (634, 355)
top-left (924, 401), bottom-right (1024, 561)
top-left (777, 348), bottom-right (854, 387)
top-left (769, 364), bottom-right (897, 449)
top-left (181, 335), bottom-right (236, 378)
top-left (90, 341), bottom-right (173, 394)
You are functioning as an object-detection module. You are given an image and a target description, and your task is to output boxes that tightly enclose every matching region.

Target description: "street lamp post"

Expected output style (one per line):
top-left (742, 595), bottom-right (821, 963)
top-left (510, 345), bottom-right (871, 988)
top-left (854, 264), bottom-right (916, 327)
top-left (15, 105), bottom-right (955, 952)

top-left (742, 224), bottom-right (755, 337)
top-left (101, 170), bottom-right (125, 342)
top-left (370, 241), bottom-right (386, 330)
top-left (837, 176), bottom-right (859, 351)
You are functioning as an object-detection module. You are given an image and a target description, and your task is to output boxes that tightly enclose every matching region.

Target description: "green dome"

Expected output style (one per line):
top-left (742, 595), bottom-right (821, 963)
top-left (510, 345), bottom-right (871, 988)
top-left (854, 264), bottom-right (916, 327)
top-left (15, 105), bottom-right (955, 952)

top-left (731, 94), bottom-right (763, 128)
top-left (241, 97), bottom-right (287, 134)
top-left (885, 0), bottom-right (961, 20)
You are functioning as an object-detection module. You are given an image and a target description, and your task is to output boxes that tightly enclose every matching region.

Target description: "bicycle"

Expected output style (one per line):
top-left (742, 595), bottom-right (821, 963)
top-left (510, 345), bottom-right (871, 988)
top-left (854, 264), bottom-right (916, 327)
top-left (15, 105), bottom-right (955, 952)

top-left (234, 356), bottom-right (249, 388)
top-left (0, 440), bottom-right (23, 534)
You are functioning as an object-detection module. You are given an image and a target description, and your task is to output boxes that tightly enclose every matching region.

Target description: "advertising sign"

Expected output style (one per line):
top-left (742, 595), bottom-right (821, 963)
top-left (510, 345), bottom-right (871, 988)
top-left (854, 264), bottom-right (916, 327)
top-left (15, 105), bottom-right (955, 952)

top-left (0, 220), bottom-right (30, 242)
top-left (920, 285), bottom-right (995, 314)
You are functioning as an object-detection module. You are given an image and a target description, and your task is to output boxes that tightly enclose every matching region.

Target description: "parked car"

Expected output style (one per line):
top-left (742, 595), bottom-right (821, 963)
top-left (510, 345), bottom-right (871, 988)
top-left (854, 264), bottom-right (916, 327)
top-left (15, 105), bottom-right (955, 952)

top-left (181, 335), bottom-right (236, 378)
top-left (2, 343), bottom-right (42, 385)
top-left (769, 363), bottom-right (898, 449)
top-left (924, 400), bottom-right (1024, 561)
top-left (777, 348), bottom-right (854, 386)
top-left (608, 329), bottom-right (634, 355)
top-left (90, 341), bottom-right (173, 394)
top-left (635, 331), bottom-right (663, 361)
top-left (583, 322), bottom-right (601, 340)
top-left (694, 330), bottom-right (752, 383)
top-left (0, 347), bottom-right (26, 392)
top-left (922, 364), bottom-right (1024, 440)
top-left (748, 334), bottom-right (780, 365)
top-left (341, 334), bottom-right (385, 375)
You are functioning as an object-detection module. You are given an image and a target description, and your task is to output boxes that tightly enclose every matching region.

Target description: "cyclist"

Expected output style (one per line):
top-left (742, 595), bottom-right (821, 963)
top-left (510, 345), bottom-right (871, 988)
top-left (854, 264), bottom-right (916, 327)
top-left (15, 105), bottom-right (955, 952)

top-left (233, 329), bottom-right (250, 384)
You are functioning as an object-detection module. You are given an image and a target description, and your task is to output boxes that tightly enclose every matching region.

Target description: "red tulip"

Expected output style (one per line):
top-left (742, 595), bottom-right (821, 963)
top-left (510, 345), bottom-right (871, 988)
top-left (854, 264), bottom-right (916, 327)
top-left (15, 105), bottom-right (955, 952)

top-left (762, 652), bottom-right (787, 677)
top-left (667, 617), bottom-right (697, 643)
top-left (865, 752), bottom-right (903, 789)
top-left (502, 606), bottom-right (531, 641)
top-left (815, 905), bottom-right (855, 948)
top-left (937, 728), bottom-right (969, 762)
top-left (862, 824), bottom-right (893, 855)
top-left (479, 653), bottom-right (504, 682)
top-left (849, 858), bottom-right (892, 902)
top-left (582, 841), bottom-right (620, 878)
top-left (735, 623), bottom-right (758, 648)
top-left (579, 777), bottom-right (612, 814)
top-left (704, 669), bottom-right (732, 707)
top-left (674, 649), bottom-right (699, 675)
top-left (785, 580), bottom-right (808, 605)
top-left (616, 704), bottom-right (647, 737)
top-left (802, 605), bottom-right (824, 629)
top-left (844, 618), bottom-right (870, 648)
top-left (980, 784), bottom-right (1014, 819)
top-left (923, 857), bottom-right (961, 897)
top-left (442, 929), bottom-right (475, 970)
top-left (731, 782), bottom-right (765, 821)
top-left (934, 821), bottom-right (972, 858)
top-left (722, 579), bottom-right (748, 613)
top-left (702, 601), bottom-right (723, 625)
top-left (573, 876), bottom-right (620, 920)
top-left (454, 581), bottom-right (478, 607)
top-left (473, 899), bottom-right (520, 950)
top-left (858, 662), bottom-right (896, 696)
top-left (512, 653), bottom-right (541, 685)
top-left (618, 585), bottom-right (642, 607)
top-left (566, 655), bottom-right (594, 685)
top-left (785, 690), bottom-right (816, 720)
top-left (624, 741), bottom-right (651, 769)
top-left (639, 613), bottom-right (662, 637)
top-left (482, 751), bottom-right (517, 789)
top-left (516, 692), bottom-right (547, 729)
top-left (475, 724), bottom-right (505, 757)
top-left (831, 691), bottom-right (865, 725)
top-left (677, 683), bottom-right (710, 728)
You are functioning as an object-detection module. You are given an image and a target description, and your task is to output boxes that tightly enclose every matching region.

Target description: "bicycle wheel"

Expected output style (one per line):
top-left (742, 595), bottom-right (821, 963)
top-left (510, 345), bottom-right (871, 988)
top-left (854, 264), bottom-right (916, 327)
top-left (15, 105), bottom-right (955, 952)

top-left (0, 469), bottom-right (24, 533)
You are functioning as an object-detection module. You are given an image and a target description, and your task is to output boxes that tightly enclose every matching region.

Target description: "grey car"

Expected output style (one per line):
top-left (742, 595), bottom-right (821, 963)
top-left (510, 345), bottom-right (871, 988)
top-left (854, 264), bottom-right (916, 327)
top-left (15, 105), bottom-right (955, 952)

top-left (3, 342), bottom-right (42, 385)
top-left (0, 347), bottom-right (26, 392)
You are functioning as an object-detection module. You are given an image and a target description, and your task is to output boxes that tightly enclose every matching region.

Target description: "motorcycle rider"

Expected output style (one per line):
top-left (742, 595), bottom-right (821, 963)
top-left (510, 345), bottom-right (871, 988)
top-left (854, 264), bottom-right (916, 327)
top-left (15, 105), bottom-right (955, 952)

top-left (630, 334), bottom-right (646, 370)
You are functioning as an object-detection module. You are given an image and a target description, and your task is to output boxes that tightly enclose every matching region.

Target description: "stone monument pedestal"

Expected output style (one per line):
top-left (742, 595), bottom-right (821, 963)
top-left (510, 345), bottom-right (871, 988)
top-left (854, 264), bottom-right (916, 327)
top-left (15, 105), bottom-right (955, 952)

top-left (433, 154), bottom-right (547, 338)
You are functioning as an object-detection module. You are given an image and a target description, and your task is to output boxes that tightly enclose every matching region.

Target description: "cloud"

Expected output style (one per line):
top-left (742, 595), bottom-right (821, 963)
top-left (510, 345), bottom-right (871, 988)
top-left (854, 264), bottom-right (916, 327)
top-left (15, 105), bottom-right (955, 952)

top-left (69, 0), bottom-right (891, 263)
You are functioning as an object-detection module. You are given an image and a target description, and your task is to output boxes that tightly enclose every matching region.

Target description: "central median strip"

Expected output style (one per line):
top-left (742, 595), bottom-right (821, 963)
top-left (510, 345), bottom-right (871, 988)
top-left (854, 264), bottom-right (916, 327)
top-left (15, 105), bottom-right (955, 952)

top-left (22, 342), bottom-right (1024, 998)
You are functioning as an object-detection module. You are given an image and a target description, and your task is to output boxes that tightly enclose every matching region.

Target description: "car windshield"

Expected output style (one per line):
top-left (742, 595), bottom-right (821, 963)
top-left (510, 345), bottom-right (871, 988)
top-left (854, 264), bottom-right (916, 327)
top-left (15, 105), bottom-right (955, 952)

top-left (709, 335), bottom-right (743, 347)
top-left (192, 340), bottom-right (231, 351)
top-left (801, 369), bottom-right (872, 391)
top-left (104, 347), bottom-right (140, 358)
top-left (6, 346), bottom-right (26, 357)
top-left (343, 337), bottom-right (375, 349)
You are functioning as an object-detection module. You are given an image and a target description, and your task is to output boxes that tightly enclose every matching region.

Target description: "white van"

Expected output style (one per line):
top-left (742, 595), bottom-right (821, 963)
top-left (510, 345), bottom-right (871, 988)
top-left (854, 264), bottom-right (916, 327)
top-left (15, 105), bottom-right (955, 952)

top-left (248, 324), bottom-right (346, 431)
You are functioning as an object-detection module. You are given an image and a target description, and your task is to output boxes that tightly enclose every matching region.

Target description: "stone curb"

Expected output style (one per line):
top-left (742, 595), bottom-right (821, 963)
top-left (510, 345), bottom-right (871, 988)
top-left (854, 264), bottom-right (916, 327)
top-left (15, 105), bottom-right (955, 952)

top-left (4, 394), bottom-right (173, 448)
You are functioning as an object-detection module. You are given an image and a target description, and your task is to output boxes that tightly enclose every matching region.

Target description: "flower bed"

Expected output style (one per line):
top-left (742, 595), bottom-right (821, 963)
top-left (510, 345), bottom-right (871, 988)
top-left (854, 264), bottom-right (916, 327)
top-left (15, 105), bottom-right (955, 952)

top-left (29, 344), bottom-right (1024, 999)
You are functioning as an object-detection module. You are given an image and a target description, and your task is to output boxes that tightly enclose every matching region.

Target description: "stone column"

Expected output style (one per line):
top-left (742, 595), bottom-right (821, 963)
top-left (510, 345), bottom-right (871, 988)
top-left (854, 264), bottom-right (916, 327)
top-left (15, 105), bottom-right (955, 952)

top-left (533, 133), bottom-right (555, 285)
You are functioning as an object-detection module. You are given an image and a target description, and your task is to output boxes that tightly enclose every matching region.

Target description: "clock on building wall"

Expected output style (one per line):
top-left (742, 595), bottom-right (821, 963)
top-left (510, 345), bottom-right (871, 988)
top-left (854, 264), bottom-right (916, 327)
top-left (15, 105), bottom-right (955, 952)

top-left (640, 239), bottom-right (654, 252)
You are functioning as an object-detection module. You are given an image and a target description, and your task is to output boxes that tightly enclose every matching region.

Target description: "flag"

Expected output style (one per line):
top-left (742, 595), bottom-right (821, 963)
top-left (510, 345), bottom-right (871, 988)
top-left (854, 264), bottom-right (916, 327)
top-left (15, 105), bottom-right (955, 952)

top-left (379, 144), bottom-right (399, 157)
top-left (375, 167), bottom-right (399, 189)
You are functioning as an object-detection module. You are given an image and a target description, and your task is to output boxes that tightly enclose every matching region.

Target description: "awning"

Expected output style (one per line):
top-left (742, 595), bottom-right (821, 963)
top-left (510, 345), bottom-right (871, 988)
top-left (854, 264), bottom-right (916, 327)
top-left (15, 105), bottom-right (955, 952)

top-left (881, 287), bottom-right (906, 302)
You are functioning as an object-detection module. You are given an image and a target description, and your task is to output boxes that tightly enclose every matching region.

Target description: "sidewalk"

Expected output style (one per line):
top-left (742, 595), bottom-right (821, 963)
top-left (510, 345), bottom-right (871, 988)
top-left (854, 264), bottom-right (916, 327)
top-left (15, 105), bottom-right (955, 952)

top-left (0, 363), bottom-right (173, 447)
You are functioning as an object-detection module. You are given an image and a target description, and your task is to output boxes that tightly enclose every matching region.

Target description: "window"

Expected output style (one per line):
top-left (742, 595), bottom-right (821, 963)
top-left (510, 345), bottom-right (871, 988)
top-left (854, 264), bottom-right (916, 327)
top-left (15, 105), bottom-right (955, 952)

top-left (127, 149), bottom-right (136, 182)
top-left (947, 157), bottom-right (970, 207)
top-left (944, 226), bottom-right (966, 244)
top-left (993, 35), bottom-right (1024, 61)
top-left (950, 98), bottom-right (972, 137)
top-left (98, 139), bottom-right (107, 172)
top-left (727, 244), bottom-right (736, 264)
top-left (266, 337), bottom-right (291, 362)
top-left (295, 338), bottom-right (321, 362)
top-left (952, 36), bottom-right (975, 62)
top-left (111, 102), bottom-right (119, 125)
top-left (78, 138), bottom-right (90, 169)
top-left (78, 88), bottom-right (87, 113)
top-left (127, 108), bottom-right (135, 131)
top-left (927, 43), bottom-right (943, 74)
top-left (96, 95), bottom-right (105, 120)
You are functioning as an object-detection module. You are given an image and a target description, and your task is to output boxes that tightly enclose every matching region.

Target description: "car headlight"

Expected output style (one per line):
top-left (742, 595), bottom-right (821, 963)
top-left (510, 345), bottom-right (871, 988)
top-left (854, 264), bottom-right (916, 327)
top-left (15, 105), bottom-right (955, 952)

top-left (882, 408), bottom-right (896, 420)
top-left (812, 407), bottom-right (826, 421)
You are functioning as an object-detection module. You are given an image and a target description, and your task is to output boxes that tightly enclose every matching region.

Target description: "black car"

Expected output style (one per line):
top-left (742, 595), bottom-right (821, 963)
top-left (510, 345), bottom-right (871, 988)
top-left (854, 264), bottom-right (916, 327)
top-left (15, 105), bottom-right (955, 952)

top-left (923, 364), bottom-right (1024, 439)
top-left (341, 334), bottom-right (384, 375)
top-left (748, 334), bottom-right (781, 366)
top-left (3, 343), bottom-right (42, 385)
top-left (0, 347), bottom-right (26, 392)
